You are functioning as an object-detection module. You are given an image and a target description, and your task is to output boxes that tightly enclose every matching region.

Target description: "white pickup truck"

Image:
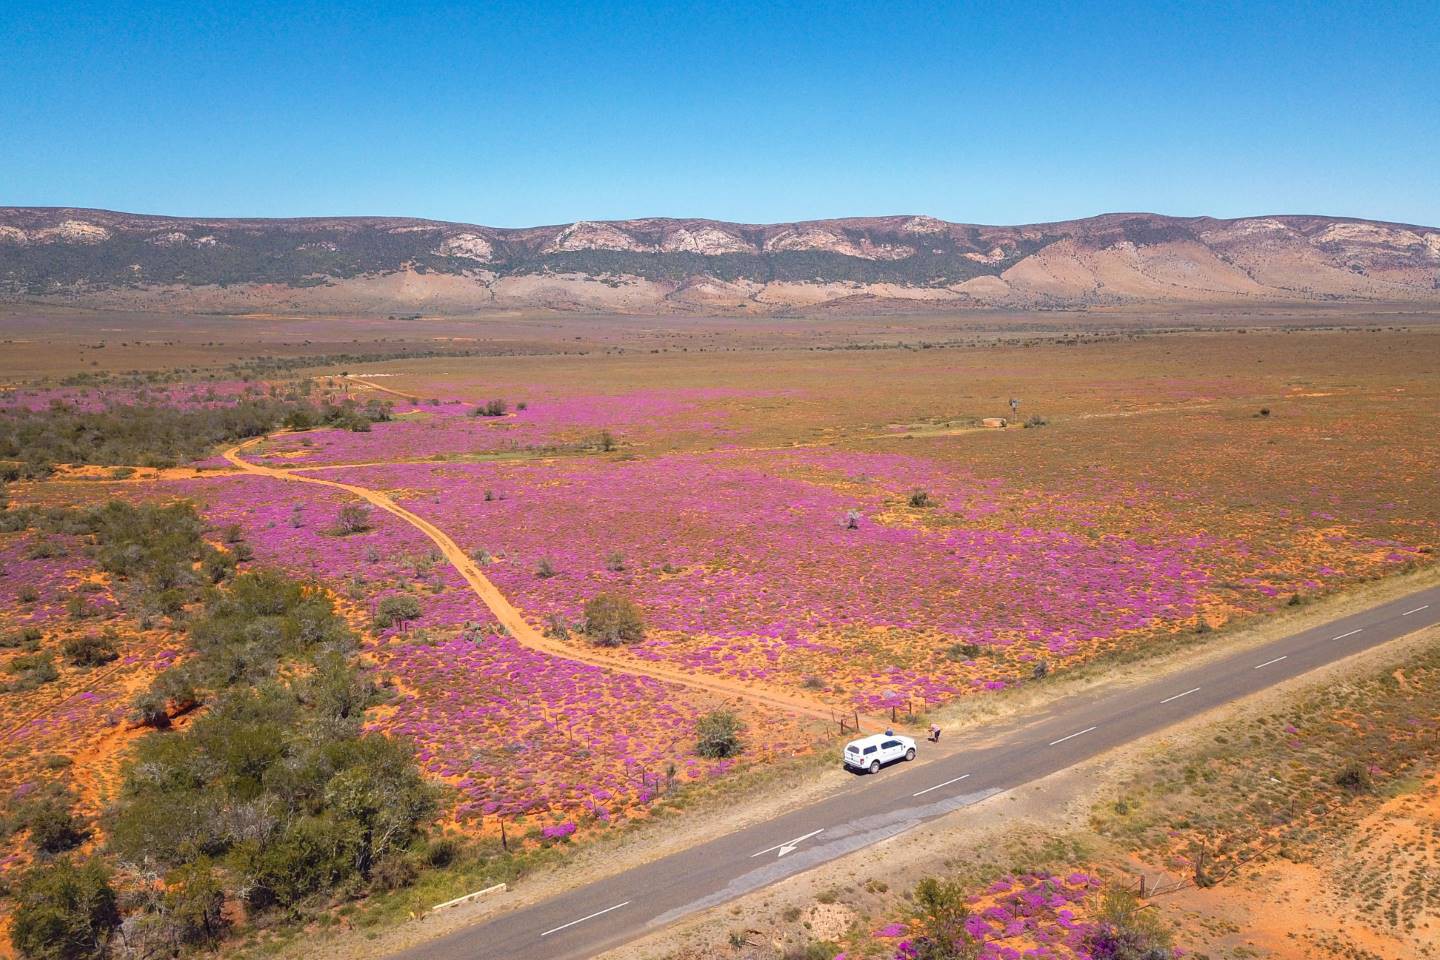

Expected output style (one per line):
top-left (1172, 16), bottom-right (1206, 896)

top-left (843, 731), bottom-right (917, 774)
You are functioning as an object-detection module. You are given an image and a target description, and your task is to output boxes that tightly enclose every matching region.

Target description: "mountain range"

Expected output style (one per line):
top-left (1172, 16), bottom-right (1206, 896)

top-left (2, 207), bottom-right (1438, 314)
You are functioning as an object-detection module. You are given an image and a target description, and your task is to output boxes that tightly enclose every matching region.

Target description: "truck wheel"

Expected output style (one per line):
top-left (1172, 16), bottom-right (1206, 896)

top-left (905, 747), bottom-right (916, 761)
top-left (869, 760), bottom-right (880, 775)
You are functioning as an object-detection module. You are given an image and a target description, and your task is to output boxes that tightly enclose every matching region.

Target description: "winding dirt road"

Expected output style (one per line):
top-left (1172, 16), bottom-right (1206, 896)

top-left (223, 436), bottom-right (867, 726)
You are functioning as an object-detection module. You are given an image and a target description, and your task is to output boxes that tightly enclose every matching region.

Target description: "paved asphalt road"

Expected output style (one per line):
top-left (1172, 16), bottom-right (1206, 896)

top-left (392, 586), bottom-right (1440, 960)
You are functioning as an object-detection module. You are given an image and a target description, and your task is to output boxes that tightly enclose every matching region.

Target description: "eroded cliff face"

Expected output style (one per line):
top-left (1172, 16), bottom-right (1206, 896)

top-left (2, 207), bottom-right (1437, 314)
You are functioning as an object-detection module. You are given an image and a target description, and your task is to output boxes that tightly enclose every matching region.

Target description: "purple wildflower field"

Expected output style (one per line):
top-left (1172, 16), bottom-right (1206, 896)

top-left (165, 474), bottom-right (787, 825)
top-left (325, 451), bottom-right (1209, 708)
top-left (320, 437), bottom-right (1427, 710)
top-left (879, 872), bottom-right (1140, 960)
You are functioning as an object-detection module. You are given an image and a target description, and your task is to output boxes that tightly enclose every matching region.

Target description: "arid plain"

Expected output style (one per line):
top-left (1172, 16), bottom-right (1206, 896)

top-left (1, 304), bottom-right (1438, 960)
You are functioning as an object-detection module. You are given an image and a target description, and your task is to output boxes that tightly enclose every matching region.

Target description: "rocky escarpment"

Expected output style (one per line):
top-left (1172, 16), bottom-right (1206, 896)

top-left (1, 207), bottom-right (1437, 314)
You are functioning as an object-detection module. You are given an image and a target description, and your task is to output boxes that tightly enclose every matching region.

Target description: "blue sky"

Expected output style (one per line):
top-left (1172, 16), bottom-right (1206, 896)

top-left (3, 1), bottom-right (1437, 226)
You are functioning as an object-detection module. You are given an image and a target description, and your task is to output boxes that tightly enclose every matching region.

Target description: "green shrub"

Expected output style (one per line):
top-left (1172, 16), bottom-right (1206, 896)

top-left (161, 857), bottom-right (227, 947)
top-left (334, 503), bottom-right (373, 535)
top-left (61, 631), bottom-right (119, 667)
top-left (945, 642), bottom-right (983, 661)
top-left (423, 836), bottom-right (461, 868)
top-left (2, 627), bottom-right (44, 650)
top-left (369, 852), bottom-right (419, 892)
top-left (5, 652), bottom-right (58, 689)
top-left (24, 793), bottom-right (88, 854)
top-left (1335, 761), bottom-right (1373, 794)
top-left (241, 815), bottom-right (361, 909)
top-left (373, 594), bottom-right (422, 630)
top-left (907, 876), bottom-right (981, 960)
top-left (1084, 887), bottom-right (1175, 958)
top-left (583, 593), bottom-right (645, 646)
top-left (696, 709), bottom-right (744, 759)
top-left (10, 857), bottom-right (119, 960)
top-left (130, 690), bottom-right (171, 729)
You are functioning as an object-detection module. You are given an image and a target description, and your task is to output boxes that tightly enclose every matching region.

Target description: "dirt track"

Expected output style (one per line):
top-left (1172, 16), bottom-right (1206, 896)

top-left (222, 436), bottom-right (875, 728)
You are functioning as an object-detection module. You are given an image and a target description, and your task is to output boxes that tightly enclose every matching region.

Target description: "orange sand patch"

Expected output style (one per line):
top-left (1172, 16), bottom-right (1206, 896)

top-left (1154, 771), bottom-right (1440, 959)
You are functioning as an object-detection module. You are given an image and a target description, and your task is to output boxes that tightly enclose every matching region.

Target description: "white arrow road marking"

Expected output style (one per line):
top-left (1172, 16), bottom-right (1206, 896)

top-left (1160, 687), bottom-right (1201, 705)
top-left (1048, 726), bottom-right (1096, 746)
top-left (1402, 605), bottom-right (1429, 616)
top-left (1254, 655), bottom-right (1288, 669)
top-left (1332, 629), bottom-right (1362, 640)
top-left (540, 901), bottom-right (631, 938)
top-left (912, 773), bottom-right (970, 797)
top-left (751, 828), bottom-right (824, 858)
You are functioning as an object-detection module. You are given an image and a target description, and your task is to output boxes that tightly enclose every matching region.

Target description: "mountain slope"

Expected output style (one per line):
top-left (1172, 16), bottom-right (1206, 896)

top-left (2, 207), bottom-right (1437, 314)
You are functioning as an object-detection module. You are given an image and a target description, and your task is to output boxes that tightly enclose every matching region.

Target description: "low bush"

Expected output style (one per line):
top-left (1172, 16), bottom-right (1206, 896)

top-left (583, 593), bottom-right (645, 646)
top-left (23, 793), bottom-right (89, 855)
top-left (1084, 887), bottom-right (1175, 959)
top-left (695, 709), bottom-right (744, 759)
top-left (333, 503), bottom-right (373, 535)
top-left (61, 631), bottom-right (119, 667)
top-left (9, 857), bottom-right (119, 960)
top-left (373, 594), bottom-right (422, 630)
top-left (4, 652), bottom-right (58, 690)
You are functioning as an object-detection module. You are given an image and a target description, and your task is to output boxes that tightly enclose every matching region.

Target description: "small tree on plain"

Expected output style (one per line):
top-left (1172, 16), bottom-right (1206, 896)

top-left (334, 503), bottom-right (373, 535)
top-left (583, 593), bottom-right (645, 646)
top-left (374, 595), bottom-right (422, 630)
top-left (695, 709), bottom-right (744, 759)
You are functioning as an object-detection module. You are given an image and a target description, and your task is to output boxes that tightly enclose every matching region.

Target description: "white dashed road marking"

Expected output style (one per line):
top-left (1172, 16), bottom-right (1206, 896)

top-left (1160, 687), bottom-right (1201, 704)
top-left (912, 774), bottom-right (971, 797)
top-left (1332, 629), bottom-right (1362, 640)
top-left (1048, 726), bottom-right (1096, 746)
top-left (1253, 655), bottom-right (1288, 669)
top-left (541, 902), bottom-right (631, 938)
top-left (1402, 605), bottom-right (1429, 616)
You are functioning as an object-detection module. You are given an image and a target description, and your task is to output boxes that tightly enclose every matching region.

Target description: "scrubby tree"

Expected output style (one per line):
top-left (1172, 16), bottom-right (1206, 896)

top-left (23, 791), bottom-right (89, 854)
top-left (373, 594), bottom-right (422, 630)
top-left (1084, 888), bottom-right (1175, 959)
top-left (10, 857), bottom-right (120, 960)
top-left (334, 503), bottom-right (373, 535)
top-left (161, 857), bottom-right (228, 948)
top-left (4, 651), bottom-right (58, 690)
top-left (695, 709), bottom-right (744, 759)
top-left (905, 877), bottom-right (982, 960)
top-left (61, 631), bottom-right (119, 667)
top-left (583, 593), bottom-right (645, 646)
